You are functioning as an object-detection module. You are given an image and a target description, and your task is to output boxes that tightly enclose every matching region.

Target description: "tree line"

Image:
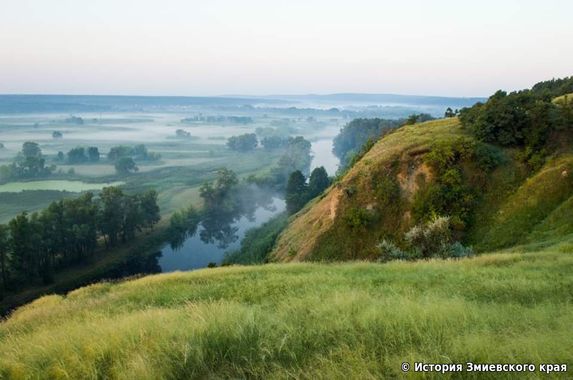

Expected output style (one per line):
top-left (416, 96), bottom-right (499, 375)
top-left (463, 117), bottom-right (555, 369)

top-left (0, 142), bottom-right (163, 181)
top-left (227, 132), bottom-right (308, 153)
top-left (333, 118), bottom-right (402, 170)
top-left (0, 142), bottom-right (55, 180)
top-left (459, 76), bottom-right (573, 169)
top-left (0, 187), bottom-right (160, 295)
top-left (285, 167), bottom-right (330, 215)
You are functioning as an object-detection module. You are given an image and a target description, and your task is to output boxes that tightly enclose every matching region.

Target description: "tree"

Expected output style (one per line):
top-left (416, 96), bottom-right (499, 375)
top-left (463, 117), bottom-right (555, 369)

top-left (139, 190), bottom-right (161, 229)
top-left (444, 107), bottom-right (456, 118)
top-left (52, 131), bottom-right (63, 139)
top-left (175, 129), bottom-right (192, 138)
top-left (286, 170), bottom-right (308, 215)
top-left (261, 136), bottom-right (288, 150)
top-left (108, 144), bottom-right (159, 162)
top-left (108, 145), bottom-right (133, 161)
top-left (0, 186), bottom-right (159, 292)
top-left (270, 136), bottom-right (313, 188)
top-left (133, 144), bottom-right (149, 160)
top-left (114, 157), bottom-right (138, 175)
top-left (67, 147), bottom-right (88, 164)
top-left (87, 147), bottom-right (100, 162)
top-left (0, 225), bottom-right (10, 291)
top-left (10, 142), bottom-right (53, 179)
top-left (22, 142), bottom-right (41, 158)
top-left (227, 133), bottom-right (258, 152)
top-left (98, 187), bottom-right (125, 246)
top-left (308, 166), bottom-right (330, 198)
top-left (9, 213), bottom-right (36, 279)
top-left (200, 168), bottom-right (239, 210)
top-left (404, 113), bottom-right (435, 125)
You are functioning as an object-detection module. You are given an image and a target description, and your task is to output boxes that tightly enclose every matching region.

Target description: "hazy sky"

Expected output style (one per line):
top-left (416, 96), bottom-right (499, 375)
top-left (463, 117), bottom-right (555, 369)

top-left (1, 0), bottom-right (571, 97)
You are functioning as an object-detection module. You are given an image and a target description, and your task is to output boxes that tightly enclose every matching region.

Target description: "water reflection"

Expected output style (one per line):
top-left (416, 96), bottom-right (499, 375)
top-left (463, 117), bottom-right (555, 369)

top-left (160, 197), bottom-right (285, 272)
top-left (104, 251), bottom-right (163, 279)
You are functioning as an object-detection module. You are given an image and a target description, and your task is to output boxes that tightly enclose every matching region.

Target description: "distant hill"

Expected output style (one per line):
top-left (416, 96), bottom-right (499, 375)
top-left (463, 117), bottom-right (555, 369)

top-left (0, 94), bottom-right (284, 113)
top-left (0, 93), bottom-right (484, 115)
top-left (263, 93), bottom-right (486, 107)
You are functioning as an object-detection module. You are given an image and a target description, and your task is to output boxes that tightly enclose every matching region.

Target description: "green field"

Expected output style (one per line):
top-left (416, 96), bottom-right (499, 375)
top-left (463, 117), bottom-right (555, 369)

top-left (0, 112), bottom-right (341, 221)
top-left (0, 180), bottom-right (124, 193)
top-left (1, 240), bottom-right (571, 379)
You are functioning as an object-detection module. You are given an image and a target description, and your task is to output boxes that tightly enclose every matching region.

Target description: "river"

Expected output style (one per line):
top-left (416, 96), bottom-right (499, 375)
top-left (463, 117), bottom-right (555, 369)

top-left (158, 197), bottom-right (285, 271)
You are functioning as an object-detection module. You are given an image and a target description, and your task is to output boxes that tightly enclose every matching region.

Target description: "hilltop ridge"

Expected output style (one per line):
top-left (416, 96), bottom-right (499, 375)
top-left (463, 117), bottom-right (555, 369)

top-left (272, 79), bottom-right (573, 262)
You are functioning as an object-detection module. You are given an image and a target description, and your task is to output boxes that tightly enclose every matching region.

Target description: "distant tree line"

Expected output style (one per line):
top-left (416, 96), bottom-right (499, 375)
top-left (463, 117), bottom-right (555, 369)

top-left (261, 135), bottom-right (289, 149)
top-left (0, 142), bottom-right (163, 181)
top-left (64, 116), bottom-right (84, 125)
top-left (107, 144), bottom-right (160, 162)
top-left (255, 127), bottom-right (292, 150)
top-left (0, 187), bottom-right (160, 295)
top-left (227, 133), bottom-right (258, 152)
top-left (106, 144), bottom-right (160, 175)
top-left (228, 130), bottom-right (300, 152)
top-left (182, 115), bottom-right (253, 124)
top-left (58, 146), bottom-right (101, 164)
top-left (0, 142), bottom-right (55, 180)
top-left (333, 118), bottom-right (402, 169)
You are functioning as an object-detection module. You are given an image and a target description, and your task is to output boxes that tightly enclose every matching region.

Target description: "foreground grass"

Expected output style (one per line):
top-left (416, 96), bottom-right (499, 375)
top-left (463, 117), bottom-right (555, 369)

top-left (1, 243), bottom-right (572, 379)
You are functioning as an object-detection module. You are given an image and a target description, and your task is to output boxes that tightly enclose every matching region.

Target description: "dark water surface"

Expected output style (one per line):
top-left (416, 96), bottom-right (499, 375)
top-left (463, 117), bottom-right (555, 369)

top-left (159, 197), bottom-right (285, 272)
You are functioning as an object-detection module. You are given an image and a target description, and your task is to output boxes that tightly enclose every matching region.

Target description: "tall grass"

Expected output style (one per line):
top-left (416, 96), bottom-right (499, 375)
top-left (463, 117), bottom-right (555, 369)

top-left (1, 243), bottom-right (572, 379)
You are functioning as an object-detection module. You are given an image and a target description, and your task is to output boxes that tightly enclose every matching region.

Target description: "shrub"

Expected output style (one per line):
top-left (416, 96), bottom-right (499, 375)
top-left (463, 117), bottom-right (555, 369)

top-left (344, 207), bottom-right (372, 229)
top-left (405, 216), bottom-right (452, 258)
top-left (381, 215), bottom-right (473, 261)
top-left (447, 241), bottom-right (474, 258)
top-left (377, 239), bottom-right (407, 261)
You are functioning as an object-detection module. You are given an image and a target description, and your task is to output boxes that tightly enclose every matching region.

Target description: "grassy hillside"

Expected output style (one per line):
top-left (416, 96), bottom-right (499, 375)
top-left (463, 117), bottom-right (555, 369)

top-left (1, 241), bottom-right (572, 379)
top-left (273, 118), bottom-right (465, 261)
top-left (272, 117), bottom-right (573, 261)
top-left (553, 92), bottom-right (573, 104)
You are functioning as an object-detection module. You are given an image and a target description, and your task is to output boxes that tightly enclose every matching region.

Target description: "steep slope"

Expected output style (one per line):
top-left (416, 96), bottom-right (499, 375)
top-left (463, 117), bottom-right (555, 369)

top-left (272, 118), bottom-right (573, 262)
top-left (273, 118), bottom-right (462, 261)
top-left (1, 244), bottom-right (572, 379)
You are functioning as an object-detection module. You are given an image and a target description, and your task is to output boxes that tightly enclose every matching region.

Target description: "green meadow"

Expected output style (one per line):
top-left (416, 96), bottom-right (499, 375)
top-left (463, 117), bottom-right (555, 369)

top-left (0, 180), bottom-right (124, 193)
top-left (1, 240), bottom-right (571, 379)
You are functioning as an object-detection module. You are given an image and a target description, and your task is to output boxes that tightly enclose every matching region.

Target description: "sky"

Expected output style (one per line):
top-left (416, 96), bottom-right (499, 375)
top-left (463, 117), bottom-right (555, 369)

top-left (0, 0), bottom-right (572, 97)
